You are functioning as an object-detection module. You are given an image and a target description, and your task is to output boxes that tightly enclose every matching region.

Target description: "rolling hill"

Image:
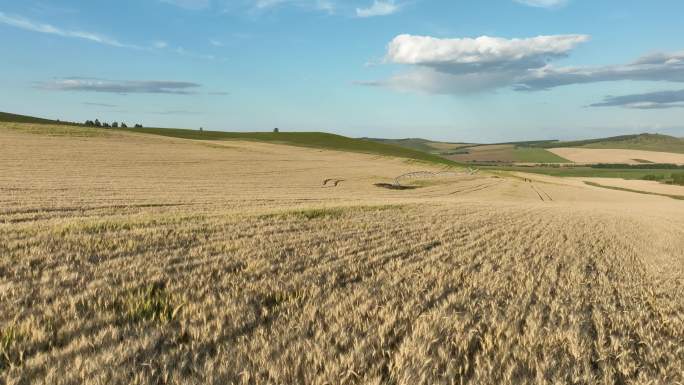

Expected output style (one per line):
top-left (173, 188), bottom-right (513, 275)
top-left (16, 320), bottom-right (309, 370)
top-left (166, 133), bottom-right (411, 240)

top-left (363, 138), bottom-right (471, 154)
top-left (367, 137), bottom-right (570, 164)
top-left (0, 112), bottom-right (457, 166)
top-left (122, 127), bottom-right (457, 166)
top-left (534, 133), bottom-right (684, 154)
top-left (0, 111), bottom-right (80, 125)
top-left (370, 134), bottom-right (684, 164)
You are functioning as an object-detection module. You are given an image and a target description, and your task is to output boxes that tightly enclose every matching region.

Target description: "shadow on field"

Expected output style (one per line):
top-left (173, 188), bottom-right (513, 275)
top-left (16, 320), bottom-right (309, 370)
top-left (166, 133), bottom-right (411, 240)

top-left (374, 183), bottom-right (418, 190)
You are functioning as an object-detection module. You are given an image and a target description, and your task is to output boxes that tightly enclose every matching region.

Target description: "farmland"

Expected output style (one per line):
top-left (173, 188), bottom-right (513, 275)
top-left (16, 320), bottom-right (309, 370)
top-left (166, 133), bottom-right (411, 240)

top-left (2, 122), bottom-right (684, 384)
top-left (548, 147), bottom-right (684, 165)
top-left (440, 144), bottom-right (569, 164)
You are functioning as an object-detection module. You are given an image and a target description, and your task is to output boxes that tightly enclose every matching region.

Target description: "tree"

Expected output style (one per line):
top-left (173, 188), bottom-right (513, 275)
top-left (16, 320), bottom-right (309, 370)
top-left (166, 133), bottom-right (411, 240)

top-left (112, 122), bottom-right (119, 128)
top-left (121, 122), bottom-right (128, 128)
top-left (84, 120), bottom-right (94, 126)
top-left (103, 122), bottom-right (110, 128)
top-left (134, 124), bottom-right (143, 128)
top-left (94, 119), bottom-right (101, 127)
top-left (273, 127), bottom-right (279, 133)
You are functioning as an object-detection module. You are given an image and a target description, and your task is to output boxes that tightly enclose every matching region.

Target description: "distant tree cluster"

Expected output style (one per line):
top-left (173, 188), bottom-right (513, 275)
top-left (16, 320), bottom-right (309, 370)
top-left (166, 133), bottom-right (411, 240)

top-left (84, 119), bottom-right (140, 129)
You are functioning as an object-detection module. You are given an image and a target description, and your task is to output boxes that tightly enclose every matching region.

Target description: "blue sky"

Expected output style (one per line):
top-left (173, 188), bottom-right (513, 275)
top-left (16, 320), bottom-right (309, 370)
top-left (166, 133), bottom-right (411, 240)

top-left (1, 0), bottom-right (683, 142)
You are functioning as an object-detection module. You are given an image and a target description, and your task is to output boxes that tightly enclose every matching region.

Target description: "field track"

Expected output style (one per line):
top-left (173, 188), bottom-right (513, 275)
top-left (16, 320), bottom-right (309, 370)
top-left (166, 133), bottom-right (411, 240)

top-left (2, 124), bottom-right (684, 384)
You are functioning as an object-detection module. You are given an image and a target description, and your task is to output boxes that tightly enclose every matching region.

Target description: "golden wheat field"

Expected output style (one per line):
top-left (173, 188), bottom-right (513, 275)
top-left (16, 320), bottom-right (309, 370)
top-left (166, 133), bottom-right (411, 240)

top-left (2, 123), bottom-right (684, 385)
top-left (548, 147), bottom-right (684, 165)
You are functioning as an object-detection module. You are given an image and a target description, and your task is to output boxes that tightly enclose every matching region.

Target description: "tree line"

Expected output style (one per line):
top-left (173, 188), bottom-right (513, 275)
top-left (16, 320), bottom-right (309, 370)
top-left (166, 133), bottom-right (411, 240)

top-left (84, 119), bottom-right (143, 128)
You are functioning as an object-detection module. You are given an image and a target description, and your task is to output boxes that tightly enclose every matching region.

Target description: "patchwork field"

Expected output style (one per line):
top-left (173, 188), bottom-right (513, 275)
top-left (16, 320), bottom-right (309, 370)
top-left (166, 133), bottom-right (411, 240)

top-left (2, 123), bottom-right (684, 385)
top-left (445, 144), bottom-right (570, 164)
top-left (549, 147), bottom-right (684, 165)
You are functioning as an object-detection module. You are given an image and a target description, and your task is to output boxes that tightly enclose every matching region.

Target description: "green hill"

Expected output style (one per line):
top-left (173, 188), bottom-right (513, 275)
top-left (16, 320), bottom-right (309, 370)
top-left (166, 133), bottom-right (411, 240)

top-left (0, 111), bottom-right (79, 125)
top-left (124, 127), bottom-right (457, 166)
top-left (364, 138), bottom-right (473, 154)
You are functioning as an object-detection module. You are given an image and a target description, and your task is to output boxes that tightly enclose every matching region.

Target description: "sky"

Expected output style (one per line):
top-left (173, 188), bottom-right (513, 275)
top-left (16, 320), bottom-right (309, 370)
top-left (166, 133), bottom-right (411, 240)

top-left (1, 0), bottom-right (683, 142)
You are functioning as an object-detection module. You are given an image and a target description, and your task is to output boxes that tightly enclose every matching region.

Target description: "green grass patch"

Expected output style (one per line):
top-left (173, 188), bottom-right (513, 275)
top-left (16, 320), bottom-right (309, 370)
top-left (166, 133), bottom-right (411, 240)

top-left (512, 147), bottom-right (571, 163)
top-left (672, 173), bottom-right (684, 186)
top-left (584, 181), bottom-right (684, 200)
top-left (642, 174), bottom-right (666, 181)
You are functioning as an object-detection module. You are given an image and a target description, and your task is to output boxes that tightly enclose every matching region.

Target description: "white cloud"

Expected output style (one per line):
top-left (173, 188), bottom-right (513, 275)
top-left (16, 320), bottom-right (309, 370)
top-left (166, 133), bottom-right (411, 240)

top-left (0, 11), bottom-right (138, 48)
top-left (514, 0), bottom-right (568, 8)
top-left (386, 34), bottom-right (589, 69)
top-left (356, 1), bottom-right (399, 18)
top-left (361, 34), bottom-right (684, 95)
top-left (364, 34), bottom-right (588, 93)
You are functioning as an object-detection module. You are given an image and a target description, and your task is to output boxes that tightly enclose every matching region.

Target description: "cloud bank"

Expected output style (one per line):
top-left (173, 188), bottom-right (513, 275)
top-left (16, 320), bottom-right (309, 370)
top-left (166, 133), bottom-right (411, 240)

top-left (590, 89), bottom-right (684, 109)
top-left (361, 34), bottom-right (684, 94)
top-left (38, 78), bottom-right (202, 94)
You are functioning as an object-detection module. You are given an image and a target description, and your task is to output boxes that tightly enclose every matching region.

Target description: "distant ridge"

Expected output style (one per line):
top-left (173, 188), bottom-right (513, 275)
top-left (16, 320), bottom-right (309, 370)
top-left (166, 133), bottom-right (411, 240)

top-left (534, 133), bottom-right (684, 154)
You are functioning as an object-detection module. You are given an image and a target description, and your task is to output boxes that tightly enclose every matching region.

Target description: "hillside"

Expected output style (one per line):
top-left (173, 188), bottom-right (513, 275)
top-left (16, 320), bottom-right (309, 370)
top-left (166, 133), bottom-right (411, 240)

top-left (366, 137), bottom-right (568, 163)
top-left (121, 127), bottom-right (457, 166)
top-left (2, 124), bottom-right (684, 385)
top-left (0, 112), bottom-right (457, 166)
top-left (0, 111), bottom-right (80, 125)
top-left (364, 138), bottom-right (471, 154)
top-left (537, 133), bottom-right (684, 154)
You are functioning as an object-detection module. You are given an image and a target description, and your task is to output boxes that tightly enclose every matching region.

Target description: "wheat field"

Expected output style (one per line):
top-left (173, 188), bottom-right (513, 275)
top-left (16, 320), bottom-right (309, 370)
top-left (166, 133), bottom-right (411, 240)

top-left (548, 147), bottom-right (684, 165)
top-left (2, 124), bottom-right (684, 385)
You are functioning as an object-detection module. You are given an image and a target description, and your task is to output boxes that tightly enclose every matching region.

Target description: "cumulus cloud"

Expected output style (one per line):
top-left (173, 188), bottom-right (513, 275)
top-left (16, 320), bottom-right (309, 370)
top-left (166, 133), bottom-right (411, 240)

top-left (514, 0), bottom-right (568, 8)
top-left (360, 34), bottom-right (684, 95)
top-left (356, 1), bottom-right (399, 18)
top-left (38, 78), bottom-right (202, 95)
top-left (0, 12), bottom-right (137, 48)
top-left (386, 34), bottom-right (589, 71)
top-left (361, 34), bottom-right (589, 93)
top-left (590, 89), bottom-right (684, 109)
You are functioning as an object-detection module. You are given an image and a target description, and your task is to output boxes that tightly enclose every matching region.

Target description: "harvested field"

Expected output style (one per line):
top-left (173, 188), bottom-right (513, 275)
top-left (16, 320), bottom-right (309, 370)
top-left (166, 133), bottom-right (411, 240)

top-left (2, 124), bottom-right (684, 385)
top-left (579, 177), bottom-right (684, 200)
top-left (549, 147), bottom-right (684, 165)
